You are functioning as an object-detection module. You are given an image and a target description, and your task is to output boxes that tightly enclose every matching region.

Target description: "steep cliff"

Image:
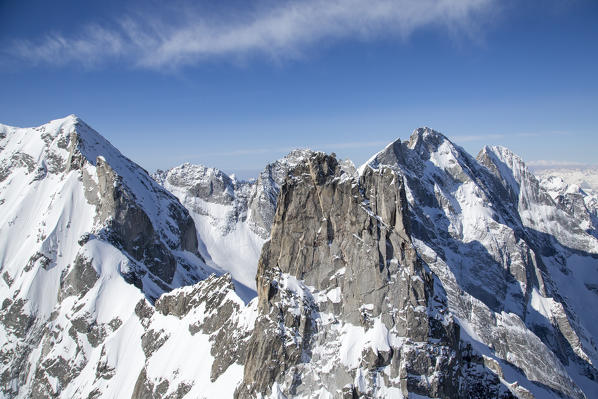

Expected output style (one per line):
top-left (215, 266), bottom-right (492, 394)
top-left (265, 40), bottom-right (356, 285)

top-left (360, 128), bottom-right (598, 398)
top-left (237, 152), bottom-right (514, 398)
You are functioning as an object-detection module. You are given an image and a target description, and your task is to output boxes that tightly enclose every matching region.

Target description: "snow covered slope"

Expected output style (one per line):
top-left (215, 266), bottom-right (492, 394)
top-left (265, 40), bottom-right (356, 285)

top-left (535, 167), bottom-right (598, 193)
top-left (537, 173), bottom-right (598, 237)
top-left (0, 116), bottom-right (250, 398)
top-left (153, 150), bottom-right (313, 301)
top-left (358, 128), bottom-right (598, 398)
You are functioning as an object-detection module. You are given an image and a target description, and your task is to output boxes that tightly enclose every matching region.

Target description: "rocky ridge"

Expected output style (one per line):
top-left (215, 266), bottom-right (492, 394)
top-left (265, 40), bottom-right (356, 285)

top-left (358, 128), bottom-right (598, 398)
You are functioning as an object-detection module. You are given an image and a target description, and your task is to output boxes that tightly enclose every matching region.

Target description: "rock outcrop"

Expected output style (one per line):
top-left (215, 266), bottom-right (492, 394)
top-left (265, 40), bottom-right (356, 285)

top-left (237, 152), bottom-right (513, 398)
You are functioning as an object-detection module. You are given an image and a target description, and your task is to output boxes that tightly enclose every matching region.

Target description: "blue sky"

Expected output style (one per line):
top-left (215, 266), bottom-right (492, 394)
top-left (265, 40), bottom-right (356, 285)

top-left (1, 0), bottom-right (597, 178)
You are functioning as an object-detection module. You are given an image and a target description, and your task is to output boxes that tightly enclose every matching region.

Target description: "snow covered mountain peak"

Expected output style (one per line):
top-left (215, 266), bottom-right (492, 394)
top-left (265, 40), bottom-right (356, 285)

top-left (479, 144), bottom-right (523, 162)
top-left (0, 116), bottom-right (264, 398)
top-left (535, 166), bottom-right (598, 194)
top-left (358, 127), bottom-right (456, 174)
top-left (352, 129), bottom-right (598, 397)
top-left (478, 145), bottom-right (530, 182)
top-left (3, 113), bottom-right (80, 135)
top-left (0, 115), bottom-right (209, 301)
top-left (407, 126), bottom-right (449, 150)
top-left (154, 163), bottom-right (237, 205)
top-left (1, 114), bottom-right (136, 180)
top-left (360, 127), bottom-right (477, 187)
top-left (538, 174), bottom-right (598, 238)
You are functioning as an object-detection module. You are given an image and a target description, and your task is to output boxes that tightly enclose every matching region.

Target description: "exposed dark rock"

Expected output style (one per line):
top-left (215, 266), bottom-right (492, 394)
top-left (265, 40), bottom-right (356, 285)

top-left (24, 252), bottom-right (52, 272)
top-left (58, 253), bottom-right (99, 301)
top-left (153, 274), bottom-right (254, 382)
top-left (237, 152), bottom-right (509, 398)
top-left (0, 299), bottom-right (34, 339)
top-left (141, 329), bottom-right (169, 358)
top-left (95, 345), bottom-right (115, 380)
top-left (131, 368), bottom-right (153, 399)
top-left (135, 299), bottom-right (155, 329)
top-left (108, 317), bottom-right (123, 331)
top-left (68, 315), bottom-right (106, 348)
top-left (131, 369), bottom-right (190, 399)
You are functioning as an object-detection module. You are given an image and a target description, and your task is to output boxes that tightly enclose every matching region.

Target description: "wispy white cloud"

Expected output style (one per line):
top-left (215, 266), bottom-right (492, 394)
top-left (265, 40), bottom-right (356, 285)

top-left (7, 0), bottom-right (497, 70)
top-left (11, 26), bottom-right (126, 67)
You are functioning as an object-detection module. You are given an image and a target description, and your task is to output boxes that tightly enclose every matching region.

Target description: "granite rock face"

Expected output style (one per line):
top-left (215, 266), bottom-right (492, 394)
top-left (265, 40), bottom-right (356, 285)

top-left (234, 131), bottom-right (598, 398)
top-left (93, 156), bottom-right (199, 287)
top-left (237, 152), bottom-right (513, 398)
top-left (246, 149), bottom-right (315, 239)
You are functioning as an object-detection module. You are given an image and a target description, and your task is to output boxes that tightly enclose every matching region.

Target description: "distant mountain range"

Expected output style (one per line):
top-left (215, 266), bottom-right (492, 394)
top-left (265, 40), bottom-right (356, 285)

top-left (534, 166), bottom-right (598, 193)
top-left (1, 116), bottom-right (597, 398)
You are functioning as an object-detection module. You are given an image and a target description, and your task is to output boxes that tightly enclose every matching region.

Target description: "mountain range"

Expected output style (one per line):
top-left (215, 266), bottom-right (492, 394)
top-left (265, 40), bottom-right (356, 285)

top-left (534, 167), bottom-right (598, 194)
top-left (1, 116), bottom-right (597, 398)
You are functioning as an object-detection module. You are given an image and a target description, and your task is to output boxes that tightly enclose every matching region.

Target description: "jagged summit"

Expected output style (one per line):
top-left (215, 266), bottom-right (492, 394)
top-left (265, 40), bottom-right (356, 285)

top-left (359, 127), bottom-right (475, 186)
top-left (49, 113), bottom-right (81, 127)
top-left (358, 136), bottom-right (403, 174)
top-left (0, 115), bottom-right (206, 301)
top-left (154, 163), bottom-right (236, 203)
top-left (478, 145), bottom-right (528, 176)
top-left (0, 113), bottom-right (79, 131)
top-left (278, 148), bottom-right (315, 163)
top-left (407, 126), bottom-right (451, 151)
top-left (1, 114), bottom-right (131, 175)
top-left (352, 127), bottom-right (598, 398)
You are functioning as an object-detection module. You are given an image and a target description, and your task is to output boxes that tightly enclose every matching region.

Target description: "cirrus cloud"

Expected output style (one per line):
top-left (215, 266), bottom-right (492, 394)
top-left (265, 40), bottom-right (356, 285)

top-left (6, 0), bottom-right (498, 70)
